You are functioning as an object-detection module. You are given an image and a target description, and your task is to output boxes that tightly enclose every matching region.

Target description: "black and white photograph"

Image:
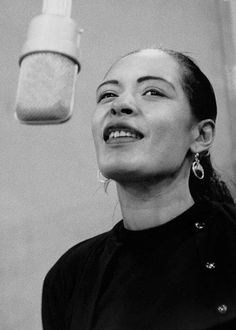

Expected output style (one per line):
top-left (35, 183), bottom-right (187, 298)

top-left (1, 0), bottom-right (236, 329)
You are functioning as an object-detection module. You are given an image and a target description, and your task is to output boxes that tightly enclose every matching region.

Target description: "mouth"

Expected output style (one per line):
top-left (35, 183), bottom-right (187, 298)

top-left (103, 124), bottom-right (144, 144)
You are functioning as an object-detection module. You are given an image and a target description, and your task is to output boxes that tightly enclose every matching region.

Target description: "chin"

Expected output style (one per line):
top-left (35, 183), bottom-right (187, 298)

top-left (100, 162), bottom-right (131, 179)
top-left (100, 163), bottom-right (151, 183)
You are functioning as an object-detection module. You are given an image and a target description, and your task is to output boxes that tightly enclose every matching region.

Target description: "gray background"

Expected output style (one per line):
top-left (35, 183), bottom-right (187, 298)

top-left (1, 0), bottom-right (236, 329)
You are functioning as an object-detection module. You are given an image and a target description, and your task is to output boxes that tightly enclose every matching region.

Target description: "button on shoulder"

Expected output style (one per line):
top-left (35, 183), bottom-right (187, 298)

top-left (205, 262), bottom-right (216, 270)
top-left (217, 304), bottom-right (228, 314)
top-left (195, 221), bottom-right (206, 230)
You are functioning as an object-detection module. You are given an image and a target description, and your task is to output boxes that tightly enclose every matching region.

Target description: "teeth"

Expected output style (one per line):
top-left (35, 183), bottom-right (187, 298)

top-left (108, 130), bottom-right (137, 139)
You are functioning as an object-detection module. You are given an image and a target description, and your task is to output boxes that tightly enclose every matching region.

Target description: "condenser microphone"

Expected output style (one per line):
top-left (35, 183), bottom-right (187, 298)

top-left (15, 0), bottom-right (82, 124)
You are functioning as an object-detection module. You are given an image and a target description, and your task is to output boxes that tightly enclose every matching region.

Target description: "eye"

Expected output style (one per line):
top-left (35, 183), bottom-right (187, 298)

top-left (143, 89), bottom-right (165, 97)
top-left (97, 92), bottom-right (117, 103)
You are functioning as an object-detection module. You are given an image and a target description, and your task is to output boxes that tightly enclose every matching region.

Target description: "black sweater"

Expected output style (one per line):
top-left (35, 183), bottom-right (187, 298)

top-left (42, 200), bottom-right (236, 329)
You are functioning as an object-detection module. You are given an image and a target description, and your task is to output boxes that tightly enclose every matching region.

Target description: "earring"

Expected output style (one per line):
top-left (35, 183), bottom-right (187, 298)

top-left (97, 170), bottom-right (111, 192)
top-left (192, 153), bottom-right (204, 180)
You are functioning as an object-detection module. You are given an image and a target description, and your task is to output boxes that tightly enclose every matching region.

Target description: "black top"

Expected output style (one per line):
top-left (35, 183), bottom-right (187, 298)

top-left (42, 200), bottom-right (236, 330)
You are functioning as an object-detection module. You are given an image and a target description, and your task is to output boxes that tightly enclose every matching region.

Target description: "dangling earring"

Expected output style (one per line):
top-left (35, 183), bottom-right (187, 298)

top-left (97, 170), bottom-right (111, 192)
top-left (192, 153), bottom-right (204, 179)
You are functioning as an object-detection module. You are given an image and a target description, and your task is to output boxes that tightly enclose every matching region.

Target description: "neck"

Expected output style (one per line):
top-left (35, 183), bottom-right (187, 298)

top-left (116, 175), bottom-right (194, 231)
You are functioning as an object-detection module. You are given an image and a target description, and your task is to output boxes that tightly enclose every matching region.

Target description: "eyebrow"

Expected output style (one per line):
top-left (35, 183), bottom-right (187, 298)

top-left (137, 75), bottom-right (176, 91)
top-left (96, 80), bottom-right (119, 93)
top-left (96, 75), bottom-right (176, 93)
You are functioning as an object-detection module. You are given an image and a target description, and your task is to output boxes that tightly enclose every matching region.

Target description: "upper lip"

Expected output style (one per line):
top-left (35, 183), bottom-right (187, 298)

top-left (103, 122), bottom-right (144, 141)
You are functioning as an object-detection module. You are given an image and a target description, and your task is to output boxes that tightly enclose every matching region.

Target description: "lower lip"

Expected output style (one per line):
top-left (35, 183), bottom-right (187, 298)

top-left (105, 137), bottom-right (142, 144)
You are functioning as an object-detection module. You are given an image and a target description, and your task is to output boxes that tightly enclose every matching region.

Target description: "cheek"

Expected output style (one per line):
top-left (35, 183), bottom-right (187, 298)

top-left (148, 112), bottom-right (193, 153)
top-left (91, 118), bottom-right (103, 163)
top-left (91, 117), bottom-right (97, 141)
top-left (91, 109), bottom-right (103, 141)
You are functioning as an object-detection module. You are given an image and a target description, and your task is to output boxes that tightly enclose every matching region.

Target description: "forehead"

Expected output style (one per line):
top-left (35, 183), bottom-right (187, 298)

top-left (105, 50), bottom-right (181, 84)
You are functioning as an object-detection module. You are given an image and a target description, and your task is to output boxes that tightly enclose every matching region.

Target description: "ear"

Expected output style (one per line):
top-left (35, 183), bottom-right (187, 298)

top-left (190, 119), bottom-right (215, 154)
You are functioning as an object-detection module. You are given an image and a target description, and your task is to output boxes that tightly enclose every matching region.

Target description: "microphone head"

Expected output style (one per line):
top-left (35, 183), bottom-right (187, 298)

top-left (15, 52), bottom-right (79, 124)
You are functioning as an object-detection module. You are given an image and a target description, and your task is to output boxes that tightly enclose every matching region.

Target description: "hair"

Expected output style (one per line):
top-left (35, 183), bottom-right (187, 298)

top-left (111, 48), bottom-right (235, 204)
top-left (162, 49), bottom-right (234, 204)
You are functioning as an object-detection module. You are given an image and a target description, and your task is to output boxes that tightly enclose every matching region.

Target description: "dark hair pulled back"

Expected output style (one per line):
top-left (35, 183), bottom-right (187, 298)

top-left (163, 49), bottom-right (234, 204)
top-left (119, 48), bottom-right (234, 204)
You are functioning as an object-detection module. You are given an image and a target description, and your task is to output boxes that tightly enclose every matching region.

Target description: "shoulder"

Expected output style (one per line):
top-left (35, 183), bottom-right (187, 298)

top-left (43, 222), bottom-right (121, 290)
top-left (41, 223), bottom-right (122, 327)
top-left (210, 200), bottom-right (236, 224)
top-left (205, 201), bottom-right (236, 242)
top-left (44, 231), bottom-right (108, 285)
top-left (194, 200), bottom-right (236, 241)
top-left (219, 202), bottom-right (236, 222)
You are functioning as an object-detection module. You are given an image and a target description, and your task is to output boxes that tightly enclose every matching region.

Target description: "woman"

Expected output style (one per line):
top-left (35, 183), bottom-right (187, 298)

top-left (42, 48), bottom-right (236, 330)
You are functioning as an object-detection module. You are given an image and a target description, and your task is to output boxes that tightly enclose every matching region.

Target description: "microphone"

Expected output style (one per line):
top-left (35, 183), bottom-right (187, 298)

top-left (15, 0), bottom-right (82, 124)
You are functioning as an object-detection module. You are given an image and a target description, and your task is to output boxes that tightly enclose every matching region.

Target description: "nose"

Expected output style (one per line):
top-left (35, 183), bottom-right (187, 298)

top-left (110, 96), bottom-right (136, 116)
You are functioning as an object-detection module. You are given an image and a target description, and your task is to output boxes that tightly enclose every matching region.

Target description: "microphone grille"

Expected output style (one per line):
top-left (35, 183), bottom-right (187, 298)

top-left (15, 52), bottom-right (78, 124)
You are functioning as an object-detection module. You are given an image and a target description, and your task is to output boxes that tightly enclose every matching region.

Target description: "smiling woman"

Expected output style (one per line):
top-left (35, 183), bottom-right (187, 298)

top-left (42, 48), bottom-right (236, 330)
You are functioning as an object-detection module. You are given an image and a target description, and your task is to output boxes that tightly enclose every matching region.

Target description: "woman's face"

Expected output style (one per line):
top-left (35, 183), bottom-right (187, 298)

top-left (92, 49), bottom-right (197, 183)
